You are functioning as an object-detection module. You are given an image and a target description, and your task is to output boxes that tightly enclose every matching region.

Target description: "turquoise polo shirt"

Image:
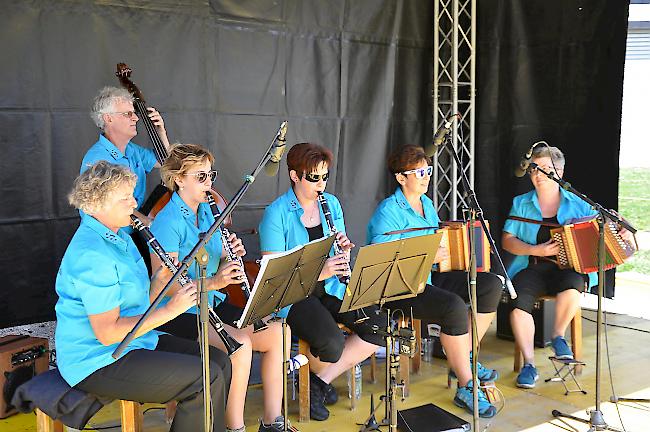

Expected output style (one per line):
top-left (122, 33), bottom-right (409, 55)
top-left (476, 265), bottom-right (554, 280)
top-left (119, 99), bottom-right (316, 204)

top-left (367, 187), bottom-right (441, 284)
top-left (259, 187), bottom-right (347, 301)
top-left (55, 213), bottom-right (158, 387)
top-left (503, 188), bottom-right (598, 286)
top-left (150, 192), bottom-right (225, 313)
top-left (81, 134), bottom-right (158, 208)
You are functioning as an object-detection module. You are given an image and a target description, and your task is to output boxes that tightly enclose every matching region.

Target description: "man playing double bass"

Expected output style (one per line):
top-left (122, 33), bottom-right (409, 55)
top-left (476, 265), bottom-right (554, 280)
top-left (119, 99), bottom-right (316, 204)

top-left (81, 86), bottom-right (170, 226)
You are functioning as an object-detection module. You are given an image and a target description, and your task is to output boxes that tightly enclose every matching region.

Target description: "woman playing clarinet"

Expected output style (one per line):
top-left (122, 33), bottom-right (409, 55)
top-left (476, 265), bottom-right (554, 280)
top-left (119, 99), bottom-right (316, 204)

top-left (149, 144), bottom-right (288, 432)
top-left (55, 161), bottom-right (231, 431)
top-left (258, 142), bottom-right (387, 421)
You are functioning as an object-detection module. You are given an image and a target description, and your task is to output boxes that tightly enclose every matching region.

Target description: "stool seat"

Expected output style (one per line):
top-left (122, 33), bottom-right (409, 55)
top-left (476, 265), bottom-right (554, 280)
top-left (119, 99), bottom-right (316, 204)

top-left (545, 356), bottom-right (587, 396)
top-left (37, 400), bottom-right (143, 432)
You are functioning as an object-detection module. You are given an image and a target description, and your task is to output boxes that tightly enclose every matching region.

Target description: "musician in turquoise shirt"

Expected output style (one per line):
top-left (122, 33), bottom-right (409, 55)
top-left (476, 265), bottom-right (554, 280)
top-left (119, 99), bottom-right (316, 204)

top-left (55, 161), bottom-right (230, 431)
top-left (259, 143), bottom-right (386, 422)
top-left (366, 145), bottom-right (500, 418)
top-left (502, 145), bottom-right (597, 389)
top-left (150, 144), bottom-right (289, 432)
top-left (81, 86), bottom-right (170, 217)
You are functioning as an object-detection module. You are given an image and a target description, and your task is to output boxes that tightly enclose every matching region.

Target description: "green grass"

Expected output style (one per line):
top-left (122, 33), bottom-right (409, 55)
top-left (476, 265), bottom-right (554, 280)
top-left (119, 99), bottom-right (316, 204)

top-left (618, 167), bottom-right (650, 274)
top-left (619, 168), bottom-right (650, 231)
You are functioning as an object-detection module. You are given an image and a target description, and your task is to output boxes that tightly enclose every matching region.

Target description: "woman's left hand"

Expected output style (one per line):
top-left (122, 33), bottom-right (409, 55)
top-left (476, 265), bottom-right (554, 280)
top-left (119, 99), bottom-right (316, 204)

top-left (227, 232), bottom-right (246, 257)
top-left (336, 231), bottom-right (355, 253)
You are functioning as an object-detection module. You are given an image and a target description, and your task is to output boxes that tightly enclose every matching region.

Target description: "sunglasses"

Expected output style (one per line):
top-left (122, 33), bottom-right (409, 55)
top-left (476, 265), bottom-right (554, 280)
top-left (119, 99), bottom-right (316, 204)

top-left (401, 166), bottom-right (433, 179)
top-left (109, 111), bottom-right (137, 118)
top-left (184, 170), bottom-right (218, 183)
top-left (304, 172), bottom-right (329, 183)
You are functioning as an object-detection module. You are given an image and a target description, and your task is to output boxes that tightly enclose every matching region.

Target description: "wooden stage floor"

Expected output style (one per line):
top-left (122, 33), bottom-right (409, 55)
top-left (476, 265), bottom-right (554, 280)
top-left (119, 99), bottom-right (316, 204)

top-left (2, 308), bottom-right (650, 432)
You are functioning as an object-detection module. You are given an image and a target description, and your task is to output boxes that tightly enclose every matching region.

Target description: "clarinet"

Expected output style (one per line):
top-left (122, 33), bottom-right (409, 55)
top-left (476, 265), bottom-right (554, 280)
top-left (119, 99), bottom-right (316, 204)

top-left (206, 192), bottom-right (268, 332)
top-left (130, 215), bottom-right (242, 355)
top-left (316, 192), bottom-right (369, 323)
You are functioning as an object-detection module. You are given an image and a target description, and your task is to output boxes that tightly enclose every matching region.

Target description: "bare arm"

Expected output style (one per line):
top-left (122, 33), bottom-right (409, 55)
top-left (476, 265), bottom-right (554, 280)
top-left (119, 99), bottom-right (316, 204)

top-left (502, 232), bottom-right (559, 257)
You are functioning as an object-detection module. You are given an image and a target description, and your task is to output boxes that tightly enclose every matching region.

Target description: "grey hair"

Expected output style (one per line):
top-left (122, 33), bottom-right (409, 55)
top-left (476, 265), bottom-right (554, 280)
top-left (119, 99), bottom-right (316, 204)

top-left (69, 161), bottom-right (136, 214)
top-left (532, 144), bottom-right (565, 169)
top-left (90, 86), bottom-right (134, 129)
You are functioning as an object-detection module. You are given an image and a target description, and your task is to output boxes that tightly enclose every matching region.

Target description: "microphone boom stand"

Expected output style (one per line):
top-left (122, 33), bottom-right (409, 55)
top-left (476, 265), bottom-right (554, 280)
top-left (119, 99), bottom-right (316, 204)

top-left (112, 121), bottom-right (288, 432)
top-left (525, 162), bottom-right (635, 432)
top-left (436, 133), bottom-right (518, 432)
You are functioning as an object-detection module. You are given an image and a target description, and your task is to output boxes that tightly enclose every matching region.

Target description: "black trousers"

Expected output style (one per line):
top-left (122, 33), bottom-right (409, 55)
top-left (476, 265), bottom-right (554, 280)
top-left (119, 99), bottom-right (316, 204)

top-left (385, 271), bottom-right (503, 336)
top-left (287, 294), bottom-right (386, 363)
top-left (76, 334), bottom-right (231, 432)
top-left (511, 261), bottom-right (587, 314)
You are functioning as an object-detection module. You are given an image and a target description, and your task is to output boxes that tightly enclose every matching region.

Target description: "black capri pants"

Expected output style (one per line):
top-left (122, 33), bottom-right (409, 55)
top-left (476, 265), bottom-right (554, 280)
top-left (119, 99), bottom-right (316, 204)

top-left (286, 294), bottom-right (387, 363)
top-left (385, 271), bottom-right (503, 336)
top-left (76, 334), bottom-right (231, 432)
top-left (511, 261), bottom-right (587, 314)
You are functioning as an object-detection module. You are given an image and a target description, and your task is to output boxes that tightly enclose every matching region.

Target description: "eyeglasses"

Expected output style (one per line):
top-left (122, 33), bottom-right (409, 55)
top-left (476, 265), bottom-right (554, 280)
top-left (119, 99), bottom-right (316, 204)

top-left (304, 172), bottom-right (329, 183)
top-left (184, 170), bottom-right (218, 183)
top-left (108, 111), bottom-right (137, 119)
top-left (401, 166), bottom-right (433, 179)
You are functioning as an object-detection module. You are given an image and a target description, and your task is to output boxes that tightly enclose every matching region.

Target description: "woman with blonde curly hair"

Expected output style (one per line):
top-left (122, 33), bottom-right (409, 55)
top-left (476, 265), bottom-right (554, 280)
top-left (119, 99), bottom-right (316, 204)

top-left (151, 144), bottom-right (289, 432)
top-left (55, 160), bottom-right (231, 431)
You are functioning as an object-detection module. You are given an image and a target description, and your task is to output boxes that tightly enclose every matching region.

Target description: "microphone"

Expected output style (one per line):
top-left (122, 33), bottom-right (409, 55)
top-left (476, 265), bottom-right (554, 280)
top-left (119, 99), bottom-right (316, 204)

top-left (425, 113), bottom-right (461, 157)
top-left (264, 121), bottom-right (288, 176)
top-left (514, 141), bottom-right (547, 177)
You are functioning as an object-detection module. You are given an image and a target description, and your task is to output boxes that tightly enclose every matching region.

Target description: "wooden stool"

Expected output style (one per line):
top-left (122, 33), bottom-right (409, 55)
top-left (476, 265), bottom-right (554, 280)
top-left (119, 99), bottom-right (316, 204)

top-left (297, 324), bottom-right (377, 422)
top-left (514, 302), bottom-right (582, 375)
top-left (36, 400), bottom-right (143, 432)
top-left (398, 318), bottom-right (421, 397)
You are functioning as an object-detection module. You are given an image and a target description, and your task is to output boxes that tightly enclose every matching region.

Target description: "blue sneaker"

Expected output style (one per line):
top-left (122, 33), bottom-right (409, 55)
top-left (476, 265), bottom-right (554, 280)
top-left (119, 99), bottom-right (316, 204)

top-left (449, 353), bottom-right (499, 382)
top-left (516, 363), bottom-right (539, 389)
top-left (551, 336), bottom-right (574, 360)
top-left (454, 382), bottom-right (497, 418)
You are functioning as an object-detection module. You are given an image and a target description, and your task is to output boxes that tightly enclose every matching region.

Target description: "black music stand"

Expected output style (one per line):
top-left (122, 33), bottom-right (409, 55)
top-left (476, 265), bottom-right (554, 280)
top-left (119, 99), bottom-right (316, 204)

top-left (236, 234), bottom-right (336, 432)
top-left (339, 233), bottom-right (442, 432)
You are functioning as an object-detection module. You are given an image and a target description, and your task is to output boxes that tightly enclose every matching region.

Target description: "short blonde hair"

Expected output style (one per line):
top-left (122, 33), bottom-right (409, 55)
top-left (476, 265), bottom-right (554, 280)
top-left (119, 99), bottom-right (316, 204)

top-left (160, 143), bottom-right (215, 191)
top-left (69, 161), bottom-right (136, 214)
top-left (532, 145), bottom-right (565, 169)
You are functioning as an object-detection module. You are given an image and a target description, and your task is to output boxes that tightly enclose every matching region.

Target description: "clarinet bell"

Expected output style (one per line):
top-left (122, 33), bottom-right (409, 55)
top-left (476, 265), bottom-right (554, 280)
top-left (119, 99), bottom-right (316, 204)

top-left (252, 319), bottom-right (269, 333)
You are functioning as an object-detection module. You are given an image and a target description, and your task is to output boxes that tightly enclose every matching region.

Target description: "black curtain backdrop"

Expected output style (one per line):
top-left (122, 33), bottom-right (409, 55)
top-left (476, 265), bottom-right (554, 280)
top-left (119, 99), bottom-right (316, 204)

top-left (0, 0), bottom-right (628, 328)
top-left (475, 0), bottom-right (629, 296)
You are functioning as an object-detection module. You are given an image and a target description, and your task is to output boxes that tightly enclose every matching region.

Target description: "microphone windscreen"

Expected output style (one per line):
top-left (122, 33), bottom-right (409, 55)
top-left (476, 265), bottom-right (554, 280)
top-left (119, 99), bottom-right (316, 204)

top-left (424, 142), bottom-right (437, 158)
top-left (264, 160), bottom-right (281, 176)
top-left (514, 165), bottom-right (528, 178)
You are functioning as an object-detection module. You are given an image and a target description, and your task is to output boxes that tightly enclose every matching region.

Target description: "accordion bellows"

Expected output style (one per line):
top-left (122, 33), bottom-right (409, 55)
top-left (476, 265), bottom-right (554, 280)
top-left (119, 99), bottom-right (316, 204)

top-left (551, 216), bottom-right (635, 274)
top-left (437, 220), bottom-right (491, 273)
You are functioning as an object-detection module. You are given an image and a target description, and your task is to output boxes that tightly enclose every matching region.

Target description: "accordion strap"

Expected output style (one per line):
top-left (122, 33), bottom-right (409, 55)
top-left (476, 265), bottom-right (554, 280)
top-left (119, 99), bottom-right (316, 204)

top-left (382, 226), bottom-right (438, 236)
top-left (507, 215), bottom-right (562, 228)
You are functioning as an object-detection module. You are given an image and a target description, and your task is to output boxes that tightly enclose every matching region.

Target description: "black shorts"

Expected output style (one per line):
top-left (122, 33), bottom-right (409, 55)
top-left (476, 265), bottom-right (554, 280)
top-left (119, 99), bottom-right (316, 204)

top-left (511, 262), bottom-right (587, 313)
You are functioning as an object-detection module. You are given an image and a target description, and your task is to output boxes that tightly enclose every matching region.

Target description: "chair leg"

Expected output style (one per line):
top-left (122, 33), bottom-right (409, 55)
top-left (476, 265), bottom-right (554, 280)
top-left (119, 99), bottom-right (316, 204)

top-left (36, 409), bottom-right (64, 432)
top-left (514, 344), bottom-right (523, 372)
top-left (571, 307), bottom-right (583, 375)
top-left (298, 338), bottom-right (310, 422)
top-left (120, 400), bottom-right (143, 432)
top-left (370, 353), bottom-right (377, 384)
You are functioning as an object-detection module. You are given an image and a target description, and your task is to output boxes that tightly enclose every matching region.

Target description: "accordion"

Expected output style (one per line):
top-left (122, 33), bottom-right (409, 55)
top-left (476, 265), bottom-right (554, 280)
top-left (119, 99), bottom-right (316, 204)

top-left (437, 220), bottom-right (491, 273)
top-left (550, 216), bottom-right (636, 274)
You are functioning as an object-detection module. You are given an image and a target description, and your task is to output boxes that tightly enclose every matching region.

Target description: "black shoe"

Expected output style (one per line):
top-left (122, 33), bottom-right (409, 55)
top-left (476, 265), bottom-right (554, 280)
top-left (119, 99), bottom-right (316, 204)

top-left (322, 382), bottom-right (338, 405)
top-left (310, 371), bottom-right (338, 405)
top-left (308, 373), bottom-right (330, 421)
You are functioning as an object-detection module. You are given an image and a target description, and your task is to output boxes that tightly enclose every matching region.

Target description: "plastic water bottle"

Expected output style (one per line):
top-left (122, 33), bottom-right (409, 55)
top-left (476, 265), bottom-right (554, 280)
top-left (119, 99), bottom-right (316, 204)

top-left (347, 363), bottom-right (362, 399)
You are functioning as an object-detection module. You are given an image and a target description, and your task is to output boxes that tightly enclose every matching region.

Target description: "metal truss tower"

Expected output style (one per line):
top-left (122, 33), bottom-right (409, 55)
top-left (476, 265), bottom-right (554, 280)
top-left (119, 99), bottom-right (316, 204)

top-left (432, 0), bottom-right (476, 220)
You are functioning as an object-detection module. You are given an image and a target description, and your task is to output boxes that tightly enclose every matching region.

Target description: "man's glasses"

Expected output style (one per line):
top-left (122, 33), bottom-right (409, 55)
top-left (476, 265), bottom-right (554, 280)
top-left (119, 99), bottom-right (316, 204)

top-left (184, 170), bottom-right (218, 183)
top-left (304, 172), bottom-right (329, 183)
top-left (109, 111), bottom-right (137, 119)
top-left (402, 166), bottom-right (433, 179)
